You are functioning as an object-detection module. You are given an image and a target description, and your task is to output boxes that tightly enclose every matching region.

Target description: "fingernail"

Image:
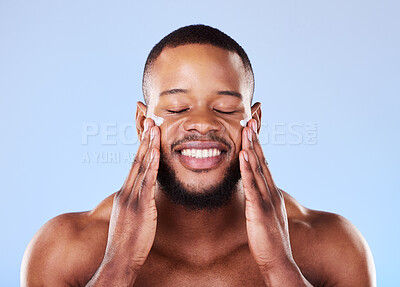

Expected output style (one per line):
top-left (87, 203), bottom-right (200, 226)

top-left (247, 129), bottom-right (252, 142)
top-left (150, 127), bottom-right (155, 141)
top-left (251, 121), bottom-right (257, 133)
top-left (144, 120), bottom-right (150, 133)
top-left (243, 151), bottom-right (249, 162)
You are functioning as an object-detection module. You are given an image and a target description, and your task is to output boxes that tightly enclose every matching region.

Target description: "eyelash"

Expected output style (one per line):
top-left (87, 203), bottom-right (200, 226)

top-left (166, 109), bottom-right (237, 114)
top-left (214, 109), bottom-right (236, 115)
top-left (167, 108), bottom-right (189, 114)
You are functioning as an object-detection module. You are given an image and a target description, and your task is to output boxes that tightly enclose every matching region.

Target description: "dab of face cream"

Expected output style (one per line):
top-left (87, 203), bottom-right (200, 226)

top-left (240, 115), bottom-right (252, 127)
top-left (149, 114), bottom-right (164, 126)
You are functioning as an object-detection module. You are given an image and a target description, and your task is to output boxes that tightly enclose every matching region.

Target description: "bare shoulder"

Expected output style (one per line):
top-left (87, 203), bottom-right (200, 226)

top-left (282, 190), bottom-right (376, 286)
top-left (21, 195), bottom-right (114, 287)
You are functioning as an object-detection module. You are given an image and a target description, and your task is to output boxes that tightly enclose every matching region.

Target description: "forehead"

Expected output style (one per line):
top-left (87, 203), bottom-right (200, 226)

top-left (147, 44), bottom-right (251, 104)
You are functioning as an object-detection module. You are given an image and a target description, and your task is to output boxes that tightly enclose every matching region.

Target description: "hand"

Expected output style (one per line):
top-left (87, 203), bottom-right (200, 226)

top-left (239, 119), bottom-right (298, 280)
top-left (103, 118), bottom-right (160, 275)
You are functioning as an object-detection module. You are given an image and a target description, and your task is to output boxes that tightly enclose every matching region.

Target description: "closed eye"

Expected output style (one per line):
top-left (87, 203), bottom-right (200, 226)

top-left (214, 109), bottom-right (237, 114)
top-left (166, 108), bottom-right (189, 114)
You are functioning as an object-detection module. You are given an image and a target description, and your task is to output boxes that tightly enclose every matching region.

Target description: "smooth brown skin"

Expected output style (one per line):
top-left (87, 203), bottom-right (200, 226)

top-left (21, 44), bottom-right (376, 286)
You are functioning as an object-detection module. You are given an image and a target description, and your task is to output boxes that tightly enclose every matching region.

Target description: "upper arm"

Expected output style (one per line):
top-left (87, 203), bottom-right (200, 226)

top-left (21, 214), bottom-right (81, 287)
top-left (317, 213), bottom-right (376, 287)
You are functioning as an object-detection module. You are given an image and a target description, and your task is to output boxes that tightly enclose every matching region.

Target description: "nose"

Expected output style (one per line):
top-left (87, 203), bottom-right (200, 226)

top-left (182, 108), bottom-right (222, 135)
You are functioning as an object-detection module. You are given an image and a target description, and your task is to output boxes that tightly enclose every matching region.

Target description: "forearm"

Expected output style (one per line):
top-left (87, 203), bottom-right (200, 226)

top-left (260, 261), bottom-right (313, 287)
top-left (85, 259), bottom-right (140, 287)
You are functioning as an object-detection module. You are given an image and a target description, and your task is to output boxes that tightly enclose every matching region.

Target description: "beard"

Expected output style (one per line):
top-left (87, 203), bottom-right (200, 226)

top-left (156, 151), bottom-right (241, 211)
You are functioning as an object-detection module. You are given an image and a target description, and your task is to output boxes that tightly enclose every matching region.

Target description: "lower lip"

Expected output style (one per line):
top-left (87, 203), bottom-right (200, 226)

top-left (176, 152), bottom-right (224, 170)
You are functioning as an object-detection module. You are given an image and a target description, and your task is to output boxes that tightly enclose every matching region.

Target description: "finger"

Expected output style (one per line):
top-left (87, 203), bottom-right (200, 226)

top-left (138, 148), bottom-right (160, 204)
top-left (239, 150), bottom-right (262, 205)
top-left (138, 125), bottom-right (160, 177)
top-left (120, 118), bottom-right (155, 197)
top-left (248, 119), bottom-right (268, 167)
top-left (248, 119), bottom-right (281, 199)
top-left (130, 125), bottom-right (161, 199)
top-left (241, 126), bottom-right (271, 200)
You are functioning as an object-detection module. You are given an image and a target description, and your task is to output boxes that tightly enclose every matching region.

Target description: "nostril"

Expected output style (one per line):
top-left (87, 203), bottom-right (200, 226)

top-left (183, 119), bottom-right (222, 134)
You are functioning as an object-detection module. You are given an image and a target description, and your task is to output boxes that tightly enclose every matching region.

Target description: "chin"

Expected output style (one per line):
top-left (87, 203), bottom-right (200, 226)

top-left (173, 159), bottom-right (230, 181)
top-left (178, 177), bottom-right (227, 194)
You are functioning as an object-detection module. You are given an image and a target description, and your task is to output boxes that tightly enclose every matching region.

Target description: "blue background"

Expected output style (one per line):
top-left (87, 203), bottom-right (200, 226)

top-left (1, 1), bottom-right (398, 285)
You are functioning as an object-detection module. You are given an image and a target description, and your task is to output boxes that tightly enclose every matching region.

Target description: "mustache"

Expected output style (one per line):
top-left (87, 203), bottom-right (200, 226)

top-left (170, 134), bottom-right (232, 151)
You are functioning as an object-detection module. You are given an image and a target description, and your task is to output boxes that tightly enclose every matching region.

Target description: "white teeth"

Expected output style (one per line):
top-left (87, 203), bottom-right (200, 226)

top-left (180, 148), bottom-right (221, 158)
top-left (196, 149), bottom-right (202, 158)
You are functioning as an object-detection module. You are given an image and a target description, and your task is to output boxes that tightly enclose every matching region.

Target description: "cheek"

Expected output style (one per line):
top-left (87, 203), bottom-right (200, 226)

top-left (158, 119), bottom-right (183, 149)
top-left (231, 128), bottom-right (244, 153)
top-left (221, 119), bottom-right (243, 145)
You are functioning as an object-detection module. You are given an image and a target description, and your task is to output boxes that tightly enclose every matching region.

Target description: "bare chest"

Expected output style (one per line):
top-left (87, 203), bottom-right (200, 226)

top-left (134, 247), bottom-right (266, 287)
top-left (75, 241), bottom-right (325, 287)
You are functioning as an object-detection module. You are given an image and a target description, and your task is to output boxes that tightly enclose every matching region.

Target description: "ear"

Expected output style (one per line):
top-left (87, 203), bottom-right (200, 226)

top-left (251, 102), bottom-right (262, 134)
top-left (136, 101), bottom-right (147, 140)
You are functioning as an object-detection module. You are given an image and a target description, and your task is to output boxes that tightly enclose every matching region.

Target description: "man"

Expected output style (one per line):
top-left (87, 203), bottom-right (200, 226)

top-left (21, 25), bottom-right (376, 286)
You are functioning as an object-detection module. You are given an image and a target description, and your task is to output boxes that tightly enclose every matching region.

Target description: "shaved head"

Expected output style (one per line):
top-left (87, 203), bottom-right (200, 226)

top-left (142, 24), bottom-right (255, 106)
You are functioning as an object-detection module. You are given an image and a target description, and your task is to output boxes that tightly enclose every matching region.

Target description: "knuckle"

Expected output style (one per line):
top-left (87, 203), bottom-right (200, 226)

top-left (255, 164), bottom-right (263, 175)
top-left (131, 197), bottom-right (140, 212)
top-left (250, 179), bottom-right (258, 189)
top-left (132, 157), bottom-right (140, 166)
top-left (261, 156), bottom-right (268, 166)
top-left (141, 178), bottom-right (148, 189)
top-left (138, 164), bottom-right (145, 174)
top-left (261, 200), bottom-right (274, 212)
top-left (243, 161), bottom-right (252, 171)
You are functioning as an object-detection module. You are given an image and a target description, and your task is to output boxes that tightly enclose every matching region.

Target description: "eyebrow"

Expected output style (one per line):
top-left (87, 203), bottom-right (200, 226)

top-left (217, 90), bottom-right (242, 99)
top-left (159, 89), bottom-right (188, 97)
top-left (159, 89), bottom-right (242, 99)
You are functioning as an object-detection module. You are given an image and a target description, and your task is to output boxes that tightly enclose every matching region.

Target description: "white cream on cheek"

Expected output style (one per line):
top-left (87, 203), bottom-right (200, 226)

top-left (148, 113), bottom-right (164, 126)
top-left (240, 115), bottom-right (252, 127)
top-left (147, 96), bottom-right (164, 126)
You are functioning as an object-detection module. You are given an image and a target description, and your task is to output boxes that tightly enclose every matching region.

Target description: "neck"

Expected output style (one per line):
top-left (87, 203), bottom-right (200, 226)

top-left (152, 182), bottom-right (248, 262)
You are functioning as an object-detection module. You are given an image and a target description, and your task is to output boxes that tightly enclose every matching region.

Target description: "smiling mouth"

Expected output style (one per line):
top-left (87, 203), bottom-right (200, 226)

top-left (174, 141), bottom-right (228, 170)
top-left (180, 148), bottom-right (222, 158)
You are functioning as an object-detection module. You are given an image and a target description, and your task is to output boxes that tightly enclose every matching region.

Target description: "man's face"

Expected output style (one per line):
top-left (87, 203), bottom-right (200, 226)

top-left (144, 44), bottom-right (253, 209)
